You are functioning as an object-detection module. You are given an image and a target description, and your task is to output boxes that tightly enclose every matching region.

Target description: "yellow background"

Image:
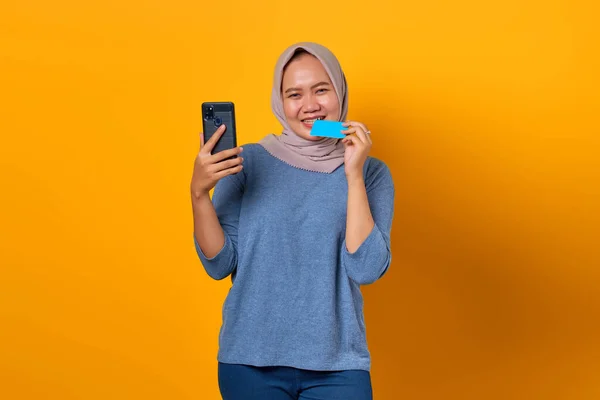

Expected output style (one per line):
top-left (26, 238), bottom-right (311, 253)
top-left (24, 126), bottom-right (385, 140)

top-left (1, 0), bottom-right (599, 399)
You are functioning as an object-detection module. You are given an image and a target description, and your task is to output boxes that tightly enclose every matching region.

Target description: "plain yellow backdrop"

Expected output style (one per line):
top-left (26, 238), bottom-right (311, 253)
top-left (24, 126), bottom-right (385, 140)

top-left (1, 0), bottom-right (599, 399)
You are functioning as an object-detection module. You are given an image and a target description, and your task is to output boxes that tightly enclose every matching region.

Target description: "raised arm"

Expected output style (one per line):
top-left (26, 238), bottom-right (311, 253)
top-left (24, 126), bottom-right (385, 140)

top-left (191, 125), bottom-right (244, 279)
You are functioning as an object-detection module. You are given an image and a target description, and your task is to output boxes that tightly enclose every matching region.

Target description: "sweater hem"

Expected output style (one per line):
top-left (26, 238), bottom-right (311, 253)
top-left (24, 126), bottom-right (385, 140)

top-left (216, 354), bottom-right (371, 372)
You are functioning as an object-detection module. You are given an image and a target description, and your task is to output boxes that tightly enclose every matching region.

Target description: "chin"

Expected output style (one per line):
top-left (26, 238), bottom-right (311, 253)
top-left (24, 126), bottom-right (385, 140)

top-left (303, 133), bottom-right (322, 141)
top-left (290, 124), bottom-right (319, 141)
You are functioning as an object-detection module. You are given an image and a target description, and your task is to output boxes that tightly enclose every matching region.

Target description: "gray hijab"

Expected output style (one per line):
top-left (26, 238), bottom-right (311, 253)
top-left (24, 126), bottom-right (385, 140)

top-left (258, 42), bottom-right (347, 173)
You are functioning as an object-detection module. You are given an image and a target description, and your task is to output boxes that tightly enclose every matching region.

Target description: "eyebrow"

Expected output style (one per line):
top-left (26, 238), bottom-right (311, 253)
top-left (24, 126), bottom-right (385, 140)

top-left (284, 81), bottom-right (330, 94)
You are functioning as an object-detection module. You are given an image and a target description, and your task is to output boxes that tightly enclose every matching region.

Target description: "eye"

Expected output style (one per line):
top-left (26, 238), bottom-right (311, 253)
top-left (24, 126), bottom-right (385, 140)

top-left (288, 93), bottom-right (300, 98)
top-left (316, 88), bottom-right (329, 94)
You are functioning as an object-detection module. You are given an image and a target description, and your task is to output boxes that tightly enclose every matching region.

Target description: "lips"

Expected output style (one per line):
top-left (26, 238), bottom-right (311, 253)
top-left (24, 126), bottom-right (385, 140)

top-left (301, 116), bottom-right (325, 126)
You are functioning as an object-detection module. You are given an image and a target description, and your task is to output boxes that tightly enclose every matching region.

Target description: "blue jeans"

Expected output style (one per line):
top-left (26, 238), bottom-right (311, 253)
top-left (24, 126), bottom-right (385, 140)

top-left (218, 362), bottom-right (373, 400)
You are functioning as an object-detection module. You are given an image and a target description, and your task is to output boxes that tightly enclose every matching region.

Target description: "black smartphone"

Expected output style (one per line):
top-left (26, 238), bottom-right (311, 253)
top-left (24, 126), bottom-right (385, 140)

top-left (202, 102), bottom-right (237, 155)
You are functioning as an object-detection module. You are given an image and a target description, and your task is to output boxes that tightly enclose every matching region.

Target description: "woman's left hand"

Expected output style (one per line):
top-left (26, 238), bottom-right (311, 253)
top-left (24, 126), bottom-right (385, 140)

top-left (341, 120), bottom-right (372, 180)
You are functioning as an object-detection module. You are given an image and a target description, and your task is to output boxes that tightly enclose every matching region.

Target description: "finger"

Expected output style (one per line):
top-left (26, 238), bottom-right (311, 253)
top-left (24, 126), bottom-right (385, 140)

top-left (348, 125), bottom-right (368, 144)
top-left (201, 125), bottom-right (226, 154)
top-left (356, 122), bottom-right (369, 133)
top-left (342, 127), bottom-right (356, 138)
top-left (342, 134), bottom-right (360, 146)
top-left (210, 146), bottom-right (244, 163)
top-left (199, 132), bottom-right (205, 150)
top-left (343, 120), bottom-right (368, 132)
top-left (343, 121), bottom-right (368, 143)
top-left (361, 127), bottom-right (373, 145)
top-left (354, 125), bottom-right (369, 144)
top-left (209, 157), bottom-right (244, 173)
top-left (214, 165), bottom-right (243, 180)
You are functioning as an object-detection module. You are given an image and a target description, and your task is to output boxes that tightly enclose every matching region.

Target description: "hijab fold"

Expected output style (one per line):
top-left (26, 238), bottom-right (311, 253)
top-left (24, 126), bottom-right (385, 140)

top-left (258, 42), bottom-right (347, 174)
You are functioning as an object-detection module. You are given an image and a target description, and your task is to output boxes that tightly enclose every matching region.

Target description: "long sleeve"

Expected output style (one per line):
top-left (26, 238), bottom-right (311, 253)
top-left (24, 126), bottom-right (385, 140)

top-left (341, 159), bottom-right (395, 285)
top-left (194, 168), bottom-right (245, 280)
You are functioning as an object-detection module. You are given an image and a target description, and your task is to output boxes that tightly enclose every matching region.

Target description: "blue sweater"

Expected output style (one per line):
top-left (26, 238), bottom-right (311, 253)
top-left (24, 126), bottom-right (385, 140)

top-left (194, 144), bottom-right (395, 371)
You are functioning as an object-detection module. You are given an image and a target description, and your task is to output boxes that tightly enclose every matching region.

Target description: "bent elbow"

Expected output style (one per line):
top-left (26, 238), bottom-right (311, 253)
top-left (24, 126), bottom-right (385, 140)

top-left (348, 251), bottom-right (392, 285)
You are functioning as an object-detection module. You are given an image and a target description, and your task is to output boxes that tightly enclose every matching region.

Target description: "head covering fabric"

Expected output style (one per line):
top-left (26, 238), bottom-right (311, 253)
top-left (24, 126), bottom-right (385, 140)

top-left (258, 42), bottom-right (347, 173)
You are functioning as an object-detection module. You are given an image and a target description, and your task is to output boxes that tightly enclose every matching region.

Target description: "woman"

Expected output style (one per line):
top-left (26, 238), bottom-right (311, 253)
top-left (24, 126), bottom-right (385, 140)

top-left (191, 42), bottom-right (395, 400)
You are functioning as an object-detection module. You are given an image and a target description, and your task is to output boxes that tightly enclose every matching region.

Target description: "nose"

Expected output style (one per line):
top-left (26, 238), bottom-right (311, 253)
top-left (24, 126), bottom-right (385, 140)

top-left (302, 93), bottom-right (320, 113)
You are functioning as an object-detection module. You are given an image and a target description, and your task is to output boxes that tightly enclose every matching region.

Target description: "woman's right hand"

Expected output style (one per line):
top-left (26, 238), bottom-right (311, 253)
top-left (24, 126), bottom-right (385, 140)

top-left (191, 124), bottom-right (244, 199)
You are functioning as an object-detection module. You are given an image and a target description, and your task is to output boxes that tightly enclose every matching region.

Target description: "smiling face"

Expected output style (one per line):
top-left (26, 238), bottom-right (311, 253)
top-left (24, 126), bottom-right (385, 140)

top-left (281, 51), bottom-right (341, 141)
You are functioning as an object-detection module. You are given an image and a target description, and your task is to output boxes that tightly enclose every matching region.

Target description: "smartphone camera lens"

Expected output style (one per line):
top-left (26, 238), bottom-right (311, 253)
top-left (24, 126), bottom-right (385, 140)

top-left (205, 106), bottom-right (214, 120)
top-left (214, 116), bottom-right (222, 126)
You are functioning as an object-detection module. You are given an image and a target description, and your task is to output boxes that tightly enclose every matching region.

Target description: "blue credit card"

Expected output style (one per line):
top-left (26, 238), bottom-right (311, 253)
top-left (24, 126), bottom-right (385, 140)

top-left (309, 120), bottom-right (346, 139)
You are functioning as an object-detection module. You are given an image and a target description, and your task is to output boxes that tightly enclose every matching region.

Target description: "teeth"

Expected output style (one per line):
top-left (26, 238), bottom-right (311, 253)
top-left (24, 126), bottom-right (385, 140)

top-left (304, 117), bottom-right (324, 123)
